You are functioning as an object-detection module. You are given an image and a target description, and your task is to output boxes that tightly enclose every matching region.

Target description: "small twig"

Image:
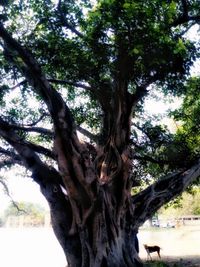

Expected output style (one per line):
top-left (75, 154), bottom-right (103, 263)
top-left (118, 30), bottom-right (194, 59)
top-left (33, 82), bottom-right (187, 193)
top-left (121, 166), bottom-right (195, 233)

top-left (10, 79), bottom-right (27, 90)
top-left (0, 178), bottom-right (26, 214)
top-left (25, 113), bottom-right (50, 127)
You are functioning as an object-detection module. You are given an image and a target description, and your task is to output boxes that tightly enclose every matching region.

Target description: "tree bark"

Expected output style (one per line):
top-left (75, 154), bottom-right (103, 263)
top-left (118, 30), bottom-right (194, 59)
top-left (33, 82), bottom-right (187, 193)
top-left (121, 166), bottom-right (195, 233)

top-left (47, 185), bottom-right (143, 267)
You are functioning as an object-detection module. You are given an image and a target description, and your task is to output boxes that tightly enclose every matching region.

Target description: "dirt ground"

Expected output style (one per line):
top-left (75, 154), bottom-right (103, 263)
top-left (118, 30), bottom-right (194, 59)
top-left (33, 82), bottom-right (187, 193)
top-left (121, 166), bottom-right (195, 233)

top-left (138, 225), bottom-right (200, 267)
top-left (0, 226), bottom-right (199, 266)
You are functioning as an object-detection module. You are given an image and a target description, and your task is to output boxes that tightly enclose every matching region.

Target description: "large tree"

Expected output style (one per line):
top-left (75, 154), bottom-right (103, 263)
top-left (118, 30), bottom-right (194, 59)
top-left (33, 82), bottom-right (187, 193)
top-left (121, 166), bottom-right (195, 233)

top-left (0, 1), bottom-right (200, 266)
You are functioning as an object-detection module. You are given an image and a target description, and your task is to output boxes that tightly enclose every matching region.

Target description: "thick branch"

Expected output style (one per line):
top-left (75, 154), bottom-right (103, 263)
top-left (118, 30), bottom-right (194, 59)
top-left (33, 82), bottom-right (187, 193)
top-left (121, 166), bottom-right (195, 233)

top-left (0, 118), bottom-right (80, 261)
top-left (24, 141), bottom-right (55, 159)
top-left (0, 117), bottom-right (63, 186)
top-left (0, 118), bottom-right (77, 261)
top-left (0, 120), bottom-right (55, 159)
top-left (0, 117), bottom-right (55, 160)
top-left (0, 23), bottom-right (96, 207)
top-left (132, 161), bottom-right (200, 227)
top-left (7, 122), bottom-right (53, 136)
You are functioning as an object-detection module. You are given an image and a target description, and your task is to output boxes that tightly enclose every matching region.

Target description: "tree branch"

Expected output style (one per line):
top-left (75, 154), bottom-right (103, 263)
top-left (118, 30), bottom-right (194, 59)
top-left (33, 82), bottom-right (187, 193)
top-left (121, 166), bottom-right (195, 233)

top-left (0, 147), bottom-right (22, 167)
top-left (10, 79), bottom-right (27, 90)
top-left (6, 122), bottom-right (53, 136)
top-left (0, 146), bottom-right (20, 158)
top-left (57, 0), bottom-right (84, 38)
top-left (24, 142), bottom-right (55, 159)
top-left (0, 120), bottom-right (74, 248)
top-left (133, 154), bottom-right (169, 166)
top-left (171, 0), bottom-right (200, 27)
top-left (77, 125), bottom-right (98, 142)
top-left (172, 15), bottom-right (200, 27)
top-left (178, 21), bottom-right (196, 36)
top-left (0, 118), bottom-right (55, 159)
top-left (0, 117), bottom-right (63, 184)
top-left (131, 85), bottom-right (148, 108)
top-left (48, 78), bottom-right (92, 91)
top-left (0, 159), bottom-right (22, 168)
top-left (25, 113), bottom-right (50, 127)
top-left (132, 161), bottom-right (200, 227)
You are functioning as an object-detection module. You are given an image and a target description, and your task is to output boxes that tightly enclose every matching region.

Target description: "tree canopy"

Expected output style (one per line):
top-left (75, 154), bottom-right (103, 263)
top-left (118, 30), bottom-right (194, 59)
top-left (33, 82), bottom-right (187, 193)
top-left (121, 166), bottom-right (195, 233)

top-left (0, 1), bottom-right (200, 266)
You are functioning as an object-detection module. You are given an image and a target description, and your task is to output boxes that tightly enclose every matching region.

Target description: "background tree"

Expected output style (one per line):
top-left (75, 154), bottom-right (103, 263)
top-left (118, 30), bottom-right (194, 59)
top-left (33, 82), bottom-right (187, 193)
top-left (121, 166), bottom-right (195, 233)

top-left (4, 201), bottom-right (45, 226)
top-left (159, 187), bottom-right (200, 217)
top-left (0, 1), bottom-right (200, 266)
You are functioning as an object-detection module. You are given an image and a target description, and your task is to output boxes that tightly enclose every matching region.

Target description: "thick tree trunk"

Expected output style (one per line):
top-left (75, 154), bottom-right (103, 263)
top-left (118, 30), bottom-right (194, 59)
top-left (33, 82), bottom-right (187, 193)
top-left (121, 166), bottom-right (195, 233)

top-left (46, 187), bottom-right (143, 267)
top-left (34, 160), bottom-right (143, 267)
top-left (39, 160), bottom-right (200, 267)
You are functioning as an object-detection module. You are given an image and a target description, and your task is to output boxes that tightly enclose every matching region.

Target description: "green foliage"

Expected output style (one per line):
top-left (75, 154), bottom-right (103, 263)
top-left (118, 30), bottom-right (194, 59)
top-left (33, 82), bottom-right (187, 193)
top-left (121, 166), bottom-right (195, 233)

top-left (132, 76), bottom-right (200, 185)
top-left (166, 77), bottom-right (200, 183)
top-left (0, 0), bottom-right (198, 131)
top-left (0, 0), bottom-right (199, 191)
top-left (160, 188), bottom-right (200, 216)
top-left (171, 77), bottom-right (200, 153)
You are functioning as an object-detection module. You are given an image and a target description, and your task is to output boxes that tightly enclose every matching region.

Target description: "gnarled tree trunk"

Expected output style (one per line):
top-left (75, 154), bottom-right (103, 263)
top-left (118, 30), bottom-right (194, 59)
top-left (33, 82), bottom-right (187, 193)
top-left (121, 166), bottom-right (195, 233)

top-left (38, 155), bottom-right (200, 267)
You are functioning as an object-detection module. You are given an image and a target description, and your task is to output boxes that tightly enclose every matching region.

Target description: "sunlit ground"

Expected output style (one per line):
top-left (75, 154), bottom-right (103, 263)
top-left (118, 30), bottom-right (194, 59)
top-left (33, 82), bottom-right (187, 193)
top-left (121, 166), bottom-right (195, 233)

top-left (0, 227), bottom-right (66, 267)
top-left (0, 225), bottom-right (200, 266)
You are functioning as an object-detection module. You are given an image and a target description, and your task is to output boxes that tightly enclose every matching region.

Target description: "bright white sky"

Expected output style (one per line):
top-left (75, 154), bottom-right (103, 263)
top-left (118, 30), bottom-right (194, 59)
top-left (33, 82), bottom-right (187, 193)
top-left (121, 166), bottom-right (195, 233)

top-left (0, 25), bottom-right (199, 214)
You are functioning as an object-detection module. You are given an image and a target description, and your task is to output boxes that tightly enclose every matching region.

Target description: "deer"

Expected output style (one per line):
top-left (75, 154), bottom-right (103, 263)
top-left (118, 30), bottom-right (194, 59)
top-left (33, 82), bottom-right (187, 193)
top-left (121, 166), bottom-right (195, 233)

top-left (144, 244), bottom-right (161, 260)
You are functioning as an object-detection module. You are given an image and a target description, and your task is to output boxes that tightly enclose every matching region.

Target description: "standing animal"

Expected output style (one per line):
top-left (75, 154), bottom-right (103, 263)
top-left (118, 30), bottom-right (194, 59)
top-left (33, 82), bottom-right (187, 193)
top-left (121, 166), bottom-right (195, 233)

top-left (144, 244), bottom-right (161, 260)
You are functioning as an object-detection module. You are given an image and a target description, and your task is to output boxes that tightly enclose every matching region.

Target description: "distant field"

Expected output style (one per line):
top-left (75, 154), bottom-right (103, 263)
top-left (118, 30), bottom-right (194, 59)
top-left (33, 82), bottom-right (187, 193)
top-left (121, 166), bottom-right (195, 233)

top-left (0, 226), bottom-right (199, 266)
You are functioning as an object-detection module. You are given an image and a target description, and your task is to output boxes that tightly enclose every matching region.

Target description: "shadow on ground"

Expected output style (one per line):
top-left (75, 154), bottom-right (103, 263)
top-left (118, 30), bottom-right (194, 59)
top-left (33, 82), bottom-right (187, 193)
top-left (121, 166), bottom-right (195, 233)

top-left (144, 256), bottom-right (200, 267)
